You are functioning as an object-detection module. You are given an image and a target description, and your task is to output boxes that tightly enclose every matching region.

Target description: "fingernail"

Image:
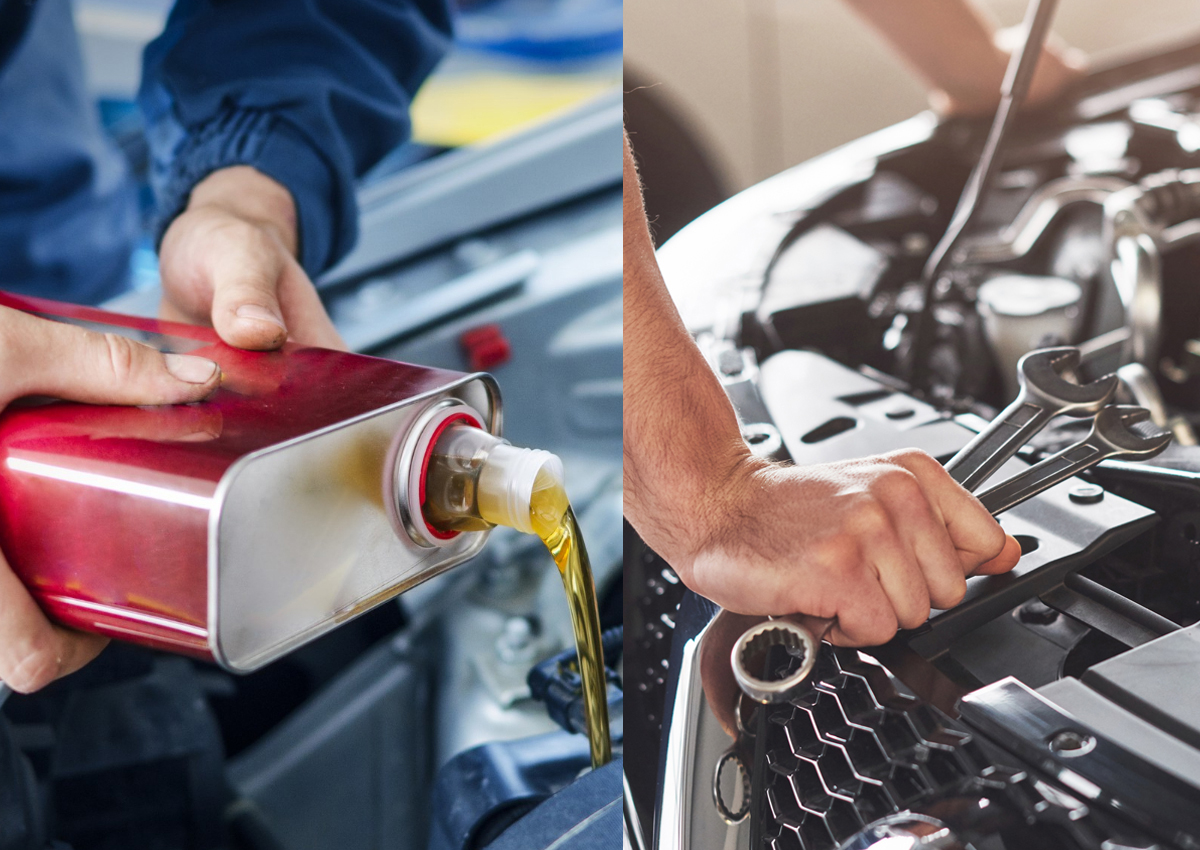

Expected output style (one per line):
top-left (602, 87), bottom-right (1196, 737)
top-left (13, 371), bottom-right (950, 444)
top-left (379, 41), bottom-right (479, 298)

top-left (165, 354), bottom-right (220, 384)
top-left (236, 304), bottom-right (287, 331)
top-left (177, 430), bottom-right (221, 442)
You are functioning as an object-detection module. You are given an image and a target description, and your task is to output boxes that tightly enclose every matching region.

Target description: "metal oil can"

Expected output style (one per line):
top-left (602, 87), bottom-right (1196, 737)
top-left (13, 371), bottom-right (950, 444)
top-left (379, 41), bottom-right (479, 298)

top-left (0, 292), bottom-right (500, 672)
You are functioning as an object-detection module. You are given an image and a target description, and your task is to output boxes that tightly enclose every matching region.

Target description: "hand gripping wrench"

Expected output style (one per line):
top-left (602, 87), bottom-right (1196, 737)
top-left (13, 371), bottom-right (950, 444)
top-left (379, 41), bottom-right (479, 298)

top-left (732, 386), bottom-right (1166, 705)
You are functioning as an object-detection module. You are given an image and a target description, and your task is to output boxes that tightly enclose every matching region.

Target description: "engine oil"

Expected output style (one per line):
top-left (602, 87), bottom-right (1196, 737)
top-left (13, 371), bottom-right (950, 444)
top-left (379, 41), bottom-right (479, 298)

top-left (0, 292), bottom-right (504, 673)
top-left (422, 424), bottom-right (612, 767)
top-left (531, 483), bottom-right (611, 769)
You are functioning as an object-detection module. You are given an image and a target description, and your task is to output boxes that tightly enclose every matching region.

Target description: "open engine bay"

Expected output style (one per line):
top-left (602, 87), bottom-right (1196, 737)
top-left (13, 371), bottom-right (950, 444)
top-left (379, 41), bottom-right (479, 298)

top-left (630, 35), bottom-right (1200, 850)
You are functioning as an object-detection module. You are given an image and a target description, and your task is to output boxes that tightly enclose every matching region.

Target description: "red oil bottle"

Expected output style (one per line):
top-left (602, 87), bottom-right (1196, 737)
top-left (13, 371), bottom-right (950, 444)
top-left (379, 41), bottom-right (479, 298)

top-left (0, 292), bottom-right (502, 672)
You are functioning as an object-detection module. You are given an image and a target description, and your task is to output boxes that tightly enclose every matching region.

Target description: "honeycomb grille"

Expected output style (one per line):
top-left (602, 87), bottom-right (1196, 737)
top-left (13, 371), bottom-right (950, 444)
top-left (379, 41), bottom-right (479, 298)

top-left (753, 645), bottom-right (984, 850)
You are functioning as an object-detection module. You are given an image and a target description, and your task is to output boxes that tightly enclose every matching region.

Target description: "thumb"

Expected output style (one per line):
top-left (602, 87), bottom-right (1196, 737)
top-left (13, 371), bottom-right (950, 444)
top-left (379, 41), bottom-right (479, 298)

top-left (203, 221), bottom-right (291, 351)
top-left (5, 308), bottom-right (220, 406)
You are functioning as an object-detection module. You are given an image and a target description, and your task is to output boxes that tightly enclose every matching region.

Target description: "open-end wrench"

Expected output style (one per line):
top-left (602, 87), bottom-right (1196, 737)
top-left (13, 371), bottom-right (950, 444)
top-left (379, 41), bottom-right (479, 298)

top-left (975, 405), bottom-right (1170, 515)
top-left (944, 347), bottom-right (1118, 492)
top-left (732, 404), bottom-right (1170, 705)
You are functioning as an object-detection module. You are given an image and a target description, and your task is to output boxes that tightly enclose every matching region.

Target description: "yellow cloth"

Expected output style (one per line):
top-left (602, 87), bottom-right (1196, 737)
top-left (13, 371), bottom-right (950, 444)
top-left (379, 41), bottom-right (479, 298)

top-left (410, 71), bottom-right (620, 147)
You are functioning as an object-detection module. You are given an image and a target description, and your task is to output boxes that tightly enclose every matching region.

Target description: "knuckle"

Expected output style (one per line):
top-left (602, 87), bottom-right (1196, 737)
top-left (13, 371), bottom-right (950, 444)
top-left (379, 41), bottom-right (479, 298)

top-left (897, 598), bottom-right (931, 630)
top-left (849, 499), bottom-right (891, 538)
top-left (891, 448), bottom-right (941, 478)
top-left (906, 449), bottom-right (938, 470)
top-left (863, 618), bottom-right (898, 647)
top-left (101, 333), bottom-right (140, 383)
top-left (932, 575), bottom-right (968, 609)
top-left (877, 467), bottom-right (921, 500)
top-left (906, 448), bottom-right (937, 467)
top-left (210, 215), bottom-right (260, 245)
top-left (220, 219), bottom-right (279, 265)
top-left (814, 536), bottom-right (857, 572)
top-left (885, 447), bottom-right (922, 465)
top-left (892, 579), bottom-right (931, 630)
top-left (965, 520), bottom-right (1006, 566)
top-left (989, 522), bottom-right (1008, 552)
top-left (838, 590), bottom-right (899, 647)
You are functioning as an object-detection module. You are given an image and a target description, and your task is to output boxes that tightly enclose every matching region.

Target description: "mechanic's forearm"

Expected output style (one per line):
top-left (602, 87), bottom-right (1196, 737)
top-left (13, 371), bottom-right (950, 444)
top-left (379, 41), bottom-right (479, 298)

top-left (842, 0), bottom-right (1082, 116)
top-left (622, 131), bottom-right (756, 570)
top-left (842, 0), bottom-right (1007, 115)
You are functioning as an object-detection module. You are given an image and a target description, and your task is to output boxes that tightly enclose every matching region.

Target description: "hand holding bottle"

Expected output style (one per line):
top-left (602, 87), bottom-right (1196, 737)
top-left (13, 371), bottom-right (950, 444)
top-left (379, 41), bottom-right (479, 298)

top-left (0, 306), bottom-right (220, 693)
top-left (158, 166), bottom-right (346, 352)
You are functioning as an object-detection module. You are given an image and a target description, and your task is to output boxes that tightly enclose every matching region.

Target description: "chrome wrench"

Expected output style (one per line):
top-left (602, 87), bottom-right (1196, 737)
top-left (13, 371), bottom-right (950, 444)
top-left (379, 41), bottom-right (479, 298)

top-left (944, 347), bottom-right (1118, 492)
top-left (731, 616), bottom-right (831, 704)
top-left (975, 405), bottom-right (1170, 515)
top-left (732, 404), bottom-right (1169, 704)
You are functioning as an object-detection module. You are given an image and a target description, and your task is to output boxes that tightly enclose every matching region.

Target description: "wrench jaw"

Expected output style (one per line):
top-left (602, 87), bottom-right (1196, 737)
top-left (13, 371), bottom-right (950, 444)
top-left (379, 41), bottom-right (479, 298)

top-left (1016, 347), bottom-right (1119, 415)
top-left (1099, 405), bottom-right (1174, 458)
top-left (946, 346), bottom-right (1118, 492)
top-left (976, 404), bottom-right (1171, 516)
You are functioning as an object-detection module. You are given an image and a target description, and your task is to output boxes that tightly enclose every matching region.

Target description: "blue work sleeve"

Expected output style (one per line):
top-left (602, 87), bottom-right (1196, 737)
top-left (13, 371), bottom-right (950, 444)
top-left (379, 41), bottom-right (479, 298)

top-left (139, 0), bottom-right (452, 277)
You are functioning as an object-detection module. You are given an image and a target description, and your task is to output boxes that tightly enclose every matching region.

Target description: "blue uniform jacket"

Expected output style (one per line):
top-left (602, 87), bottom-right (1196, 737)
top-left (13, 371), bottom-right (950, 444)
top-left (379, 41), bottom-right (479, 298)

top-left (0, 0), bottom-right (451, 303)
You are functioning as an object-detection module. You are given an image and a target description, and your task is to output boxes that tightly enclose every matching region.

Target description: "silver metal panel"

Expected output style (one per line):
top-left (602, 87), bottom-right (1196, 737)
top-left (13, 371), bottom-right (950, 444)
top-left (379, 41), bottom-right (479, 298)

top-left (210, 374), bottom-right (497, 672)
top-left (759, 350), bottom-right (970, 463)
top-left (321, 88), bottom-right (622, 286)
top-left (657, 624), bottom-right (752, 850)
top-left (1038, 677), bottom-right (1200, 788)
top-left (338, 250), bottom-right (540, 352)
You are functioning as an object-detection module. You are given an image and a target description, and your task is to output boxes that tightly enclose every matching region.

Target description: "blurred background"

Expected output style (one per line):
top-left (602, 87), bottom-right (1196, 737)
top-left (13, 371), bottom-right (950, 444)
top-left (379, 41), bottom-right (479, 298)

top-left (70, 0), bottom-right (622, 290)
top-left (624, 0), bottom-right (1200, 242)
top-left (74, 0), bottom-right (621, 145)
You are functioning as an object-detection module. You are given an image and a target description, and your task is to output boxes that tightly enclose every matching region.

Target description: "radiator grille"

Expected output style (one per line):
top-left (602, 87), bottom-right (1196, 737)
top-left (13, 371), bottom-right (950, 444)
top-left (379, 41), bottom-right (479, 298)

top-left (754, 645), bottom-right (982, 850)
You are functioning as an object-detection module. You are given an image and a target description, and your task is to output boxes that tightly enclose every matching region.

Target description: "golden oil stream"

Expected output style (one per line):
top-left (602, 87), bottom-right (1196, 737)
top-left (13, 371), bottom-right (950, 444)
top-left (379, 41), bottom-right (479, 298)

top-left (423, 444), bottom-right (611, 768)
top-left (528, 468), bottom-right (612, 768)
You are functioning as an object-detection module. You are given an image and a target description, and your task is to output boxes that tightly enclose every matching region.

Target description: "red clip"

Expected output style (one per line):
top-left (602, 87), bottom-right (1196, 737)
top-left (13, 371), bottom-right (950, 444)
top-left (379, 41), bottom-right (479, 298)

top-left (459, 324), bottom-right (511, 372)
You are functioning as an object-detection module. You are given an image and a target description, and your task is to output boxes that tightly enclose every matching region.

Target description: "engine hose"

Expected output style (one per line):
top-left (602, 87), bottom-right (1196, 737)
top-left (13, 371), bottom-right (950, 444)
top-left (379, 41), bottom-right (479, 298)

top-left (1102, 169), bottom-right (1200, 367)
top-left (1129, 168), bottom-right (1200, 228)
